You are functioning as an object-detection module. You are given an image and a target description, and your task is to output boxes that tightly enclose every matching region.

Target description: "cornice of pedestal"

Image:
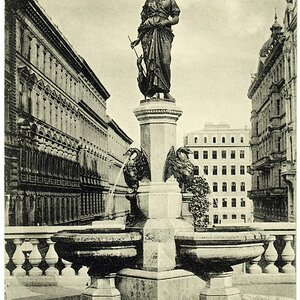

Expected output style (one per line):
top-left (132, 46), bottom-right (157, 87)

top-left (133, 99), bottom-right (183, 125)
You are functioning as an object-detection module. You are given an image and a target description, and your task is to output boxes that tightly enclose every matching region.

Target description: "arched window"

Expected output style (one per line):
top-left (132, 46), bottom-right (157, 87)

top-left (213, 137), bottom-right (216, 143)
top-left (204, 137), bottom-right (207, 144)
top-left (240, 182), bottom-right (246, 192)
top-left (240, 136), bottom-right (244, 143)
top-left (222, 137), bottom-right (226, 143)
top-left (231, 182), bottom-right (236, 192)
top-left (213, 182), bottom-right (218, 192)
top-left (194, 137), bottom-right (198, 143)
top-left (231, 137), bottom-right (235, 143)
top-left (222, 182), bottom-right (227, 192)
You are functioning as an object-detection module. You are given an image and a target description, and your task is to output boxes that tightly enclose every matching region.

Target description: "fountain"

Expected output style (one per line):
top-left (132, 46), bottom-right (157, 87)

top-left (52, 1), bottom-right (267, 299)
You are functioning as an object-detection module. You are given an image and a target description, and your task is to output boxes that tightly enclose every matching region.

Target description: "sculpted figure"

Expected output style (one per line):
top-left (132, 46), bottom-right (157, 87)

top-left (131, 0), bottom-right (180, 100)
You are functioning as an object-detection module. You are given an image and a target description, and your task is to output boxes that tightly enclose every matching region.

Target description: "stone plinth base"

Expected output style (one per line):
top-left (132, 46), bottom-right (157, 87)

top-left (200, 271), bottom-right (241, 300)
top-left (81, 275), bottom-right (120, 300)
top-left (116, 268), bottom-right (205, 300)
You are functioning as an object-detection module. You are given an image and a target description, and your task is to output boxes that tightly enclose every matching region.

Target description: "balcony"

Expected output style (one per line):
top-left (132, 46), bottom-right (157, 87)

top-left (248, 187), bottom-right (287, 199)
top-left (4, 222), bottom-right (296, 299)
top-left (251, 156), bottom-right (271, 171)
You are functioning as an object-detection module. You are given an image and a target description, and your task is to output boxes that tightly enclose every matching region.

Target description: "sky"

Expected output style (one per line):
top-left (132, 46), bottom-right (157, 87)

top-left (37, 0), bottom-right (287, 147)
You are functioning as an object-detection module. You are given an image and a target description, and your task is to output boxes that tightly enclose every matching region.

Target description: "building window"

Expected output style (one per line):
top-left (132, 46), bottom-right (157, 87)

top-left (222, 137), bottom-right (226, 143)
top-left (241, 214), bottom-right (246, 222)
top-left (213, 166), bottom-right (218, 175)
top-left (194, 137), bottom-right (198, 143)
top-left (231, 137), bottom-right (235, 143)
top-left (279, 169), bottom-right (281, 187)
top-left (194, 166), bottom-right (199, 176)
top-left (212, 151), bottom-right (217, 159)
top-left (28, 36), bottom-right (32, 61)
top-left (203, 151), bottom-right (208, 159)
top-left (221, 150), bottom-right (226, 159)
top-left (213, 137), bottom-right (217, 143)
top-left (277, 99), bottom-right (281, 115)
top-left (240, 150), bottom-right (245, 159)
top-left (194, 151), bottom-right (199, 159)
top-left (231, 198), bottom-right (237, 208)
top-left (222, 182), bottom-right (227, 192)
top-left (232, 214), bottom-right (237, 220)
top-left (213, 198), bottom-right (218, 208)
top-left (204, 137), bottom-right (207, 143)
top-left (241, 198), bottom-right (246, 207)
top-left (222, 166), bottom-right (227, 175)
top-left (231, 150), bottom-right (235, 159)
top-left (231, 182), bottom-right (236, 192)
top-left (222, 198), bottom-right (227, 207)
top-left (203, 165), bottom-right (208, 175)
top-left (19, 82), bottom-right (24, 110)
top-left (240, 136), bottom-right (244, 143)
top-left (256, 177), bottom-right (260, 189)
top-left (240, 166), bottom-right (245, 175)
top-left (231, 166), bottom-right (236, 175)
top-left (20, 26), bottom-right (24, 55)
top-left (213, 215), bottom-right (219, 224)
top-left (27, 89), bottom-right (32, 115)
top-left (213, 182), bottom-right (218, 192)
top-left (223, 214), bottom-right (228, 220)
top-left (277, 137), bottom-right (281, 152)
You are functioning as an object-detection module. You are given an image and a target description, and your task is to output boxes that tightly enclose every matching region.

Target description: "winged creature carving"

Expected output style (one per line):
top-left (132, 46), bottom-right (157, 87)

top-left (164, 146), bottom-right (194, 192)
top-left (123, 148), bottom-right (151, 192)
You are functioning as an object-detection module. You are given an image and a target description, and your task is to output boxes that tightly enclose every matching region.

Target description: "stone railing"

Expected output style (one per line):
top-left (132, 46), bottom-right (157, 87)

top-left (4, 222), bottom-right (295, 284)
top-left (214, 222), bottom-right (296, 280)
top-left (4, 222), bottom-right (124, 285)
top-left (246, 222), bottom-right (296, 275)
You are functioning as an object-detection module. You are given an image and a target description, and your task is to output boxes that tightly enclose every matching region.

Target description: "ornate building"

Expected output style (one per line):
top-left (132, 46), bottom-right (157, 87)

top-left (184, 124), bottom-right (253, 225)
top-left (247, 1), bottom-right (296, 222)
top-left (4, 0), bottom-right (132, 226)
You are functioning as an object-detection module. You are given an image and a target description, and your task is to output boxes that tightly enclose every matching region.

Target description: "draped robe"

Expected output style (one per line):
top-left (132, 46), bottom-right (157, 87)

top-left (137, 0), bottom-right (180, 97)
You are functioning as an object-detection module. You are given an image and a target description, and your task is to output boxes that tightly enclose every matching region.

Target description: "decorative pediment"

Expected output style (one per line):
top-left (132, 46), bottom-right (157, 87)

top-left (37, 79), bottom-right (45, 90)
top-left (44, 85), bottom-right (51, 95)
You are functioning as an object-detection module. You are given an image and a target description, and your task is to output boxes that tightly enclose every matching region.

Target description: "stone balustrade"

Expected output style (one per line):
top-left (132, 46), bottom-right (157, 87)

top-left (4, 222), bottom-right (295, 283)
top-left (4, 222), bottom-right (124, 282)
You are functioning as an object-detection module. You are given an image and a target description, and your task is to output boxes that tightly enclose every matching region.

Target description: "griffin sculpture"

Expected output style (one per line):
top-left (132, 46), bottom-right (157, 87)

top-left (164, 146), bottom-right (194, 192)
top-left (123, 148), bottom-right (151, 192)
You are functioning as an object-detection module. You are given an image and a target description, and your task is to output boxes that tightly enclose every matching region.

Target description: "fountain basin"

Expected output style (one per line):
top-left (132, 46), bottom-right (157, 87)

top-left (52, 229), bottom-right (142, 277)
top-left (176, 229), bottom-right (266, 271)
top-left (176, 228), bottom-right (267, 300)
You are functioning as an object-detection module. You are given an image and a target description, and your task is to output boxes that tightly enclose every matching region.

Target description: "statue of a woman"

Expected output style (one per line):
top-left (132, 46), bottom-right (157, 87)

top-left (131, 0), bottom-right (180, 100)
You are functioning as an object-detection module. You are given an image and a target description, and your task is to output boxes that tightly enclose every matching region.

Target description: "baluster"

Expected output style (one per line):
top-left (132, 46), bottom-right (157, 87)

top-left (264, 235), bottom-right (279, 274)
top-left (281, 235), bottom-right (295, 274)
top-left (4, 241), bottom-right (10, 276)
top-left (61, 259), bottom-right (75, 277)
top-left (247, 255), bottom-right (262, 274)
top-left (28, 239), bottom-right (42, 276)
top-left (78, 265), bottom-right (89, 277)
top-left (45, 239), bottom-right (59, 276)
top-left (12, 239), bottom-right (26, 276)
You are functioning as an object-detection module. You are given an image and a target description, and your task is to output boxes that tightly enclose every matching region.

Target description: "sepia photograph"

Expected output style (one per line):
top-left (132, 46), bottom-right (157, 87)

top-left (3, 0), bottom-right (296, 299)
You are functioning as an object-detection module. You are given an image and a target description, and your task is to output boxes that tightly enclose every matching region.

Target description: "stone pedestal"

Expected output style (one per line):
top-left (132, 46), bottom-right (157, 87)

top-left (200, 271), bottom-right (241, 300)
top-left (133, 99), bottom-right (193, 272)
top-left (133, 99), bottom-right (183, 182)
top-left (116, 268), bottom-right (205, 300)
top-left (81, 275), bottom-right (121, 300)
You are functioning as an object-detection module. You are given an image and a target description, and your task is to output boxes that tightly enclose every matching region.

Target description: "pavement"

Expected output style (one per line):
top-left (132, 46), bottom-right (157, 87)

top-left (5, 283), bottom-right (296, 300)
